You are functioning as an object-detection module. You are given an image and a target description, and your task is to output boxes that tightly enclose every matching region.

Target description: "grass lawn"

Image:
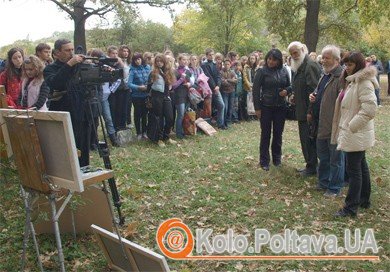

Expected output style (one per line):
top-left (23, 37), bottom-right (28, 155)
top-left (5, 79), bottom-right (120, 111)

top-left (1, 86), bottom-right (389, 271)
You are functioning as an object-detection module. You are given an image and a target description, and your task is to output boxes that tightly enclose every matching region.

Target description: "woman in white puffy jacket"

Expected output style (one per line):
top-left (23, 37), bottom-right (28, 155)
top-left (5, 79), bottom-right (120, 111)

top-left (331, 51), bottom-right (378, 217)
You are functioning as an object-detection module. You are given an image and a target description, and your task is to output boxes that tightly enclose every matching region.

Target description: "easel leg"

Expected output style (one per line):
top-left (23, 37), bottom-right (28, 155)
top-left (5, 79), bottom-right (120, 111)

top-left (20, 186), bottom-right (44, 272)
top-left (49, 194), bottom-right (66, 272)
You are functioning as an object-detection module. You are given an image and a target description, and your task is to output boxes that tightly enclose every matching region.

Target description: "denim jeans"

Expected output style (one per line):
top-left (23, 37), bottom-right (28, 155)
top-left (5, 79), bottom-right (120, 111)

top-left (374, 88), bottom-right (381, 106)
top-left (212, 91), bottom-right (225, 127)
top-left (100, 99), bottom-right (116, 135)
top-left (232, 92), bottom-right (239, 121)
top-left (316, 138), bottom-right (345, 193)
top-left (175, 103), bottom-right (186, 138)
top-left (221, 91), bottom-right (234, 126)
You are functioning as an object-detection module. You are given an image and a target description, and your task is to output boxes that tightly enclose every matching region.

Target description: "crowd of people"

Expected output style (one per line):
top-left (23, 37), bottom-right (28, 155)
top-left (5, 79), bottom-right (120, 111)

top-left (0, 39), bottom-right (385, 217)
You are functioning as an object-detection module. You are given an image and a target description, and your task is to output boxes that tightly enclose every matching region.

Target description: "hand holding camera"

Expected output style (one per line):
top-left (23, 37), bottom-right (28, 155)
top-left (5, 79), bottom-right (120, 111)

top-left (67, 54), bottom-right (84, 67)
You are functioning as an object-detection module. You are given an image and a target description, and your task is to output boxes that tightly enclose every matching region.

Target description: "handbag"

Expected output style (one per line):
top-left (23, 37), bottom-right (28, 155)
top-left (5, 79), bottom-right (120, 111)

top-left (183, 108), bottom-right (197, 135)
top-left (188, 87), bottom-right (203, 106)
top-left (246, 92), bottom-right (255, 116)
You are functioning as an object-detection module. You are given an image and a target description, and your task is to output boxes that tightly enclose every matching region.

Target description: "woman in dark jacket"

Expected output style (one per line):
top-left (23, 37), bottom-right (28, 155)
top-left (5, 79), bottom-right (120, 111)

top-left (253, 49), bottom-right (292, 170)
top-left (128, 53), bottom-right (151, 140)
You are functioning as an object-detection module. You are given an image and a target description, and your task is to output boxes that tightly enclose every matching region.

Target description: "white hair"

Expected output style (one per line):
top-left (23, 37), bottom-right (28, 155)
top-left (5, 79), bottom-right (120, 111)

top-left (287, 41), bottom-right (305, 52)
top-left (321, 45), bottom-right (341, 61)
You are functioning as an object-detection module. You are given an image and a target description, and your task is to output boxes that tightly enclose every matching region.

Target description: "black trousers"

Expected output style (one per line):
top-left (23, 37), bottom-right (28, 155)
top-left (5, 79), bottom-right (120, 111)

top-left (127, 92), bottom-right (132, 125)
top-left (298, 120), bottom-right (318, 171)
top-left (132, 97), bottom-right (148, 135)
top-left (73, 119), bottom-right (92, 167)
top-left (259, 107), bottom-right (286, 167)
top-left (109, 88), bottom-right (129, 130)
top-left (344, 151), bottom-right (371, 214)
top-left (238, 92), bottom-right (248, 121)
top-left (151, 91), bottom-right (174, 141)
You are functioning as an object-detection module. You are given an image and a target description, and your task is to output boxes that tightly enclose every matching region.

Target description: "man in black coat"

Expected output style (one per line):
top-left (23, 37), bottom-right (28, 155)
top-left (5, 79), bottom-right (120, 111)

top-left (44, 39), bottom-right (92, 167)
top-left (201, 48), bottom-right (226, 129)
top-left (288, 41), bottom-right (321, 177)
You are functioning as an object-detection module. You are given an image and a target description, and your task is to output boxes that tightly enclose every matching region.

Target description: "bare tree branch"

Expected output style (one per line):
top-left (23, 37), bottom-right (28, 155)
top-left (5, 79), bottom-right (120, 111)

top-left (48, 0), bottom-right (74, 17)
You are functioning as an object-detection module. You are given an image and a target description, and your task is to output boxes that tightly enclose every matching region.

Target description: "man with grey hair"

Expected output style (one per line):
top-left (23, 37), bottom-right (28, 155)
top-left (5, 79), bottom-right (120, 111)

top-left (288, 41), bottom-right (321, 177)
top-left (308, 45), bottom-right (345, 196)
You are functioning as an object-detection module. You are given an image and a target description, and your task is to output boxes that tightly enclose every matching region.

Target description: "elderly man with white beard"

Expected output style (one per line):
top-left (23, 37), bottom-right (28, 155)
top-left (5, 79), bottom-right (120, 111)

top-left (288, 41), bottom-right (321, 177)
top-left (308, 45), bottom-right (345, 197)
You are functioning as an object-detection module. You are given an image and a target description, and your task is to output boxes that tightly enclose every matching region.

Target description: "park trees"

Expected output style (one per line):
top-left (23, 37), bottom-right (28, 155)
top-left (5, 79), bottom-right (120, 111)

top-left (264, 0), bottom-right (390, 52)
top-left (173, 0), bottom-right (271, 55)
top-left (48, 0), bottom-right (181, 50)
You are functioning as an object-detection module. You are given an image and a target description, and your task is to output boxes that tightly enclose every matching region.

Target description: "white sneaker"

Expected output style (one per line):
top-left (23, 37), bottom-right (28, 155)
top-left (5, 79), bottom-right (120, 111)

top-left (137, 134), bottom-right (142, 141)
top-left (157, 140), bottom-right (166, 147)
top-left (142, 133), bottom-right (149, 140)
top-left (167, 138), bottom-right (177, 145)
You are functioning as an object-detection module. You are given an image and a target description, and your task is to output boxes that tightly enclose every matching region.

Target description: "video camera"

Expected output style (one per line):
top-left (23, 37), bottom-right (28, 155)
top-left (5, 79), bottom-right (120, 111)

top-left (75, 57), bottom-right (124, 85)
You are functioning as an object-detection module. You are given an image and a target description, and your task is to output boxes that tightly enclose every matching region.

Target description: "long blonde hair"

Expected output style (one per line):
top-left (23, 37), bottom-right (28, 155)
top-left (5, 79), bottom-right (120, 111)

top-left (151, 54), bottom-right (175, 85)
top-left (22, 55), bottom-right (44, 80)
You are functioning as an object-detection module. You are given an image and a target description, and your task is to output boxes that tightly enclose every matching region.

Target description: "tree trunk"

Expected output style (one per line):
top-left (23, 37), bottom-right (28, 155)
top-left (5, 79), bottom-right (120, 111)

top-left (74, 18), bottom-right (87, 51)
top-left (304, 0), bottom-right (320, 53)
top-left (73, 1), bottom-right (87, 52)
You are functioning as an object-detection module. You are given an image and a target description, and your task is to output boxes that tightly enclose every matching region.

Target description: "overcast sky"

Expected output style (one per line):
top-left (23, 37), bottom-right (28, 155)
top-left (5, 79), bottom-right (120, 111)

top-left (0, 0), bottom-right (183, 47)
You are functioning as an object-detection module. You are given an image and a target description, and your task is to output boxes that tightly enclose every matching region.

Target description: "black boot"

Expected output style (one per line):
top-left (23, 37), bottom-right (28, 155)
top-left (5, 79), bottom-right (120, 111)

top-left (109, 133), bottom-right (120, 147)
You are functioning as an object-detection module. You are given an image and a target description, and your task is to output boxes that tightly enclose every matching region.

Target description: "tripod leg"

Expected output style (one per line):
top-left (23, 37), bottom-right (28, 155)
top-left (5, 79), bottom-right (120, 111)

top-left (100, 181), bottom-right (129, 262)
top-left (49, 194), bottom-right (66, 272)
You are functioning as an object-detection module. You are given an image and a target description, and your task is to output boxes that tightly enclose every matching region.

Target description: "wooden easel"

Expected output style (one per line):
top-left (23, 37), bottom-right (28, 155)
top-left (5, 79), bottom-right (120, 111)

top-left (2, 111), bottom-right (115, 272)
top-left (0, 85), bottom-right (8, 160)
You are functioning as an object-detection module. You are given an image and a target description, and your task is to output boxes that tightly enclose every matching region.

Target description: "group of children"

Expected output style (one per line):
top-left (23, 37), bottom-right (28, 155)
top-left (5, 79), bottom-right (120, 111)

top-left (0, 43), bottom-right (271, 148)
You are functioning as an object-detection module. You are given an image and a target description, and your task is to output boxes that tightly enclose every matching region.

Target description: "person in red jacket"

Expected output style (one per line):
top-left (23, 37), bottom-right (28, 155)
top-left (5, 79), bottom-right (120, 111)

top-left (0, 47), bottom-right (24, 107)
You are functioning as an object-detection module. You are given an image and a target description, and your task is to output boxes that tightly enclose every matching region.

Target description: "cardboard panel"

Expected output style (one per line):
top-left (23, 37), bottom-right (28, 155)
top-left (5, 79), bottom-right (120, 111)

top-left (34, 186), bottom-right (112, 234)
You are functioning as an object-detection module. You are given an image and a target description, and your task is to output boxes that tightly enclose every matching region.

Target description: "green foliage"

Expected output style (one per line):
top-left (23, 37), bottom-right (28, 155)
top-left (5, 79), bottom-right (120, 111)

top-left (0, 31), bottom-right (73, 58)
top-left (263, 0), bottom-right (390, 53)
top-left (131, 21), bottom-right (174, 53)
top-left (173, 1), bottom-right (271, 55)
top-left (0, 40), bottom-right (37, 58)
top-left (361, 17), bottom-right (390, 59)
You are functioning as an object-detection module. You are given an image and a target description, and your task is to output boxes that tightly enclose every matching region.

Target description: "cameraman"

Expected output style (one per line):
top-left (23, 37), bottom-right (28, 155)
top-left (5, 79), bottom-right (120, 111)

top-left (43, 39), bottom-right (94, 167)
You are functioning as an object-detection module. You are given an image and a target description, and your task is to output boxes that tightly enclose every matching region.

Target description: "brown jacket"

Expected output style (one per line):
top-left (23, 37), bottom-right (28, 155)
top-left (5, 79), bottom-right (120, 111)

top-left (220, 69), bottom-right (237, 93)
top-left (314, 65), bottom-right (343, 139)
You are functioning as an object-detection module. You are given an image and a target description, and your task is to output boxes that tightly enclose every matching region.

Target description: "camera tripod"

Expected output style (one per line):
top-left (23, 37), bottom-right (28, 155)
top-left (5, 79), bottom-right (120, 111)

top-left (85, 87), bottom-right (125, 226)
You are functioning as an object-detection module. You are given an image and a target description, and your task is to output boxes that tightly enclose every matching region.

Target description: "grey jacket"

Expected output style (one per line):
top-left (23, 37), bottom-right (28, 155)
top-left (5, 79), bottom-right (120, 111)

top-left (292, 55), bottom-right (321, 121)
